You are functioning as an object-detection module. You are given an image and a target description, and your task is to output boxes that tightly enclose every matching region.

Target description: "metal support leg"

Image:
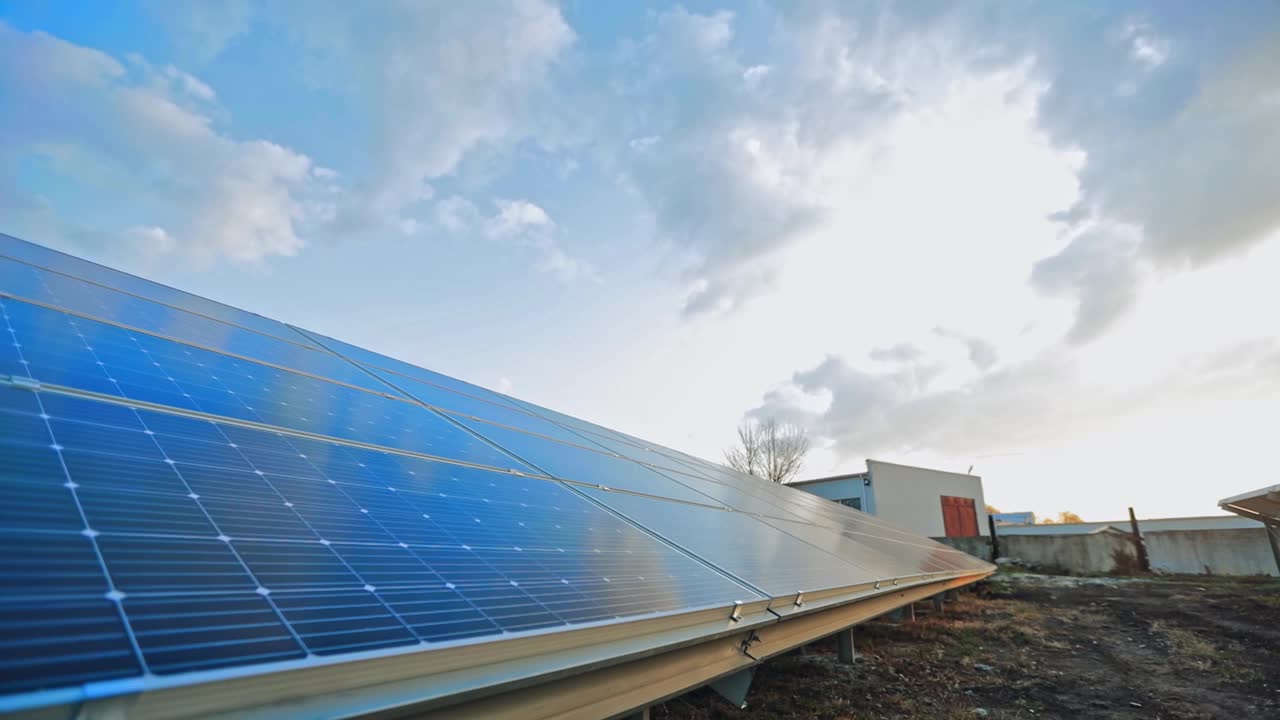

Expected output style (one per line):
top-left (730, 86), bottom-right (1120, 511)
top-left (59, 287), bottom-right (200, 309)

top-left (709, 668), bottom-right (755, 710)
top-left (931, 594), bottom-right (945, 613)
top-left (621, 707), bottom-right (650, 720)
top-left (1266, 524), bottom-right (1280, 577)
top-left (837, 627), bottom-right (856, 665)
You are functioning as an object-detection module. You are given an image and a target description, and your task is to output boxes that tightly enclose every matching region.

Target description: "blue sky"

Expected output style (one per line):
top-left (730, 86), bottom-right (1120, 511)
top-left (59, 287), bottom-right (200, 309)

top-left (3, 1), bottom-right (1279, 521)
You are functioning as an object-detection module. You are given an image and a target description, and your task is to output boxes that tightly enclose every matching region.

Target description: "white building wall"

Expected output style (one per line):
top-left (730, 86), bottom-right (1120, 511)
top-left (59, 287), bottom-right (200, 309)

top-left (867, 460), bottom-right (988, 537)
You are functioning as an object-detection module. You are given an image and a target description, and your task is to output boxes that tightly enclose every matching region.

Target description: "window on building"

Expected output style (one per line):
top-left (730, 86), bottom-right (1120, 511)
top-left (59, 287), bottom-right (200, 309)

top-left (837, 497), bottom-right (862, 511)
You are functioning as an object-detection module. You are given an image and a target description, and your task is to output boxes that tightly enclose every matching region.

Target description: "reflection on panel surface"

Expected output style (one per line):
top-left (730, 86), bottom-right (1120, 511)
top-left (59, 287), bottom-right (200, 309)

top-left (1, 234), bottom-right (316, 348)
top-left (1, 259), bottom-right (385, 392)
top-left (0, 386), bottom-right (758, 693)
top-left (452, 416), bottom-right (728, 507)
top-left (0, 234), bottom-right (988, 706)
top-left (581, 489), bottom-right (882, 596)
top-left (0, 297), bottom-right (529, 473)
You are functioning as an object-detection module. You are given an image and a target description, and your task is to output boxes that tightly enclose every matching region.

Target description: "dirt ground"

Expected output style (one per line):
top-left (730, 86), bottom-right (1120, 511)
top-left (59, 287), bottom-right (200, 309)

top-left (652, 572), bottom-right (1280, 720)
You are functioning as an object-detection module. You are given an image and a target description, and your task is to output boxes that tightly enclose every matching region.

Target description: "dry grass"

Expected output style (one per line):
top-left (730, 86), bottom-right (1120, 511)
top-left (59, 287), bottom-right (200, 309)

top-left (1149, 619), bottom-right (1261, 683)
top-left (655, 574), bottom-right (1280, 720)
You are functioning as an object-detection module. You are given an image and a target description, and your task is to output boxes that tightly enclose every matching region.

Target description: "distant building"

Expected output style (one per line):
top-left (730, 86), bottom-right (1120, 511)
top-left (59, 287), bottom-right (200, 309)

top-left (992, 511), bottom-right (1036, 526)
top-left (788, 459), bottom-right (988, 538)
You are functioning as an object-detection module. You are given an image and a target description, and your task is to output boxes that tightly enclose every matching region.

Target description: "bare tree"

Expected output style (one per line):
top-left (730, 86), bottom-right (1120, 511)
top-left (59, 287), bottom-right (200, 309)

top-left (724, 418), bottom-right (810, 484)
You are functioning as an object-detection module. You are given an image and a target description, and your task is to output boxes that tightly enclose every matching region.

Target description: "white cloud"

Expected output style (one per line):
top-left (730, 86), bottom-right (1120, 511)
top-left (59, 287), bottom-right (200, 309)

top-left (486, 199), bottom-right (554, 238)
top-left (272, 1), bottom-right (574, 233)
top-left (125, 225), bottom-right (176, 256)
top-left (484, 199), bottom-right (596, 282)
top-left (0, 23), bottom-right (322, 265)
top-left (144, 0), bottom-right (257, 61)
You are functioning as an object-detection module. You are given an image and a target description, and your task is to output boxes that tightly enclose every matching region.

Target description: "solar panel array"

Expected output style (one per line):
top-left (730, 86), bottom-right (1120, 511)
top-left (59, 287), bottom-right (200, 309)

top-left (0, 233), bottom-right (989, 706)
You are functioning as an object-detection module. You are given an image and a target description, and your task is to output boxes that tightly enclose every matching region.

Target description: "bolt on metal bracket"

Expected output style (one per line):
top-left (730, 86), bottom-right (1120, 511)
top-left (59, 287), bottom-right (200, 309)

top-left (729, 601), bottom-right (744, 623)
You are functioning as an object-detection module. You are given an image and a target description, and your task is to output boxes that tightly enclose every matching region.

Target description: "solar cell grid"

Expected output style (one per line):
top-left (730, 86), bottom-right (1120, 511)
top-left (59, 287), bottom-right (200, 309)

top-left (0, 262), bottom-right (392, 394)
top-left (292, 325), bottom-right (530, 412)
top-left (449, 416), bottom-right (728, 507)
top-left (1, 235), bottom-right (318, 347)
top-left (581, 489), bottom-right (883, 597)
top-left (0, 384), bottom-right (758, 694)
top-left (0, 235), bottom-right (990, 709)
top-left (1, 298), bottom-right (532, 473)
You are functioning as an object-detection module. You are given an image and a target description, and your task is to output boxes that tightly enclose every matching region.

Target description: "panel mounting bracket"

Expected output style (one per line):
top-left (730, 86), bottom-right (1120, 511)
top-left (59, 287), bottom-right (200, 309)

top-left (728, 601), bottom-right (744, 623)
top-left (793, 591), bottom-right (805, 608)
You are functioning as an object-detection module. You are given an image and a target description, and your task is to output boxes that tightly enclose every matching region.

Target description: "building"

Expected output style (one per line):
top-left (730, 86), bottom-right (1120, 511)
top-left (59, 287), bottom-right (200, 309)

top-left (992, 511), bottom-right (1036, 526)
top-left (788, 459), bottom-right (989, 538)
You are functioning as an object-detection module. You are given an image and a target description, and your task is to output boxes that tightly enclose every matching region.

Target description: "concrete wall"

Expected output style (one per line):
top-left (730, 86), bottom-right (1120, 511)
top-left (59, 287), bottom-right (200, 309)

top-left (1001, 532), bottom-right (1139, 574)
top-left (868, 460), bottom-right (988, 538)
top-left (1144, 528), bottom-right (1279, 577)
top-left (931, 535), bottom-right (993, 562)
top-left (994, 528), bottom-right (1280, 576)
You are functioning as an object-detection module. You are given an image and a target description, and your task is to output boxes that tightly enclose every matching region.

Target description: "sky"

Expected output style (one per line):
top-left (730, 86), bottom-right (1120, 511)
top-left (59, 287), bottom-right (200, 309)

top-left (2, 1), bottom-right (1278, 523)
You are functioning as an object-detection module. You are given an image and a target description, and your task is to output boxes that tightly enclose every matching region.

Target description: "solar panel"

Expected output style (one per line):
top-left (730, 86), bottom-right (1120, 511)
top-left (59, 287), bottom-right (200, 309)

top-left (0, 233), bottom-right (316, 348)
top-left (0, 233), bottom-right (990, 713)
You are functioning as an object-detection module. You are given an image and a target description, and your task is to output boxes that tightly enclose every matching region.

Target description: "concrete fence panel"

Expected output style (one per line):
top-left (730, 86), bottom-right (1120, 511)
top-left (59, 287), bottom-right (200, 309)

top-left (1144, 528), bottom-right (1279, 577)
top-left (1000, 532), bottom-right (1137, 575)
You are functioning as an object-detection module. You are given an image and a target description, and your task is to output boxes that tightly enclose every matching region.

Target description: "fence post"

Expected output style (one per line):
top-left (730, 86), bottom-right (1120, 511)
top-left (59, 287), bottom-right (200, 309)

top-left (1128, 507), bottom-right (1151, 573)
top-left (987, 514), bottom-right (1000, 561)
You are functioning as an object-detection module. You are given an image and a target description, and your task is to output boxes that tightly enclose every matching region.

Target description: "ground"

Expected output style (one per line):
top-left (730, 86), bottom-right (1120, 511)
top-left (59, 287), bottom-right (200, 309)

top-left (652, 573), bottom-right (1280, 720)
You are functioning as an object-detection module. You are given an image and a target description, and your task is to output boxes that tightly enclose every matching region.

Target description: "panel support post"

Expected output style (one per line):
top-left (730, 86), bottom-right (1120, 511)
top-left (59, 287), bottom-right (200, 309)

top-left (1266, 523), bottom-right (1280, 577)
top-left (709, 668), bottom-right (755, 710)
top-left (1128, 507), bottom-right (1151, 573)
top-left (837, 627), bottom-right (856, 665)
top-left (988, 513), bottom-right (1000, 561)
top-left (887, 604), bottom-right (915, 623)
top-left (931, 594), bottom-right (945, 613)
top-left (621, 707), bottom-right (650, 720)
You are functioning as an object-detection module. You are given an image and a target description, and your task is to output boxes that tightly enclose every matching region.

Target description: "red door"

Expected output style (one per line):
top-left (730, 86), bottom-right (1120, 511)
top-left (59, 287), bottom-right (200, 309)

top-left (940, 496), bottom-right (979, 537)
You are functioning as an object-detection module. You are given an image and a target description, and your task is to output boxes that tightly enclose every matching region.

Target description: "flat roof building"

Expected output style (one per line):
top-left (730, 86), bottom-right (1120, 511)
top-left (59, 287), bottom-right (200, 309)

top-left (789, 460), bottom-right (988, 539)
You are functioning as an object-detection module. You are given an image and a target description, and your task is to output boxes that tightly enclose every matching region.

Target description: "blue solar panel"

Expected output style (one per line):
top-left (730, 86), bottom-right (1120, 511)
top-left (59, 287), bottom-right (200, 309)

top-left (0, 384), bottom-right (757, 694)
top-left (448, 416), bottom-right (730, 506)
top-left (0, 260), bottom-right (389, 393)
top-left (292, 325), bottom-right (531, 411)
top-left (0, 297), bottom-right (532, 472)
top-left (0, 234), bottom-right (318, 348)
top-left (1, 235), bottom-right (988, 709)
top-left (578, 489), bottom-right (881, 597)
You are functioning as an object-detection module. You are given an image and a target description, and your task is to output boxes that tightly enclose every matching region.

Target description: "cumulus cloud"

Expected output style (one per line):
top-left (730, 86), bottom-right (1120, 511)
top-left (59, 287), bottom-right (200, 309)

top-left (614, 6), bottom-right (909, 316)
top-left (932, 328), bottom-right (1000, 372)
top-left (426, 196), bottom-right (594, 282)
top-left (485, 199), bottom-right (596, 282)
top-left (0, 23), bottom-right (321, 265)
top-left (998, 5), bottom-right (1280, 342)
top-left (869, 343), bottom-right (923, 364)
top-left (1031, 226), bottom-right (1143, 344)
top-left (270, 1), bottom-right (574, 234)
top-left (608, 3), bottom-right (1280, 335)
top-left (749, 339), bottom-right (1280, 463)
